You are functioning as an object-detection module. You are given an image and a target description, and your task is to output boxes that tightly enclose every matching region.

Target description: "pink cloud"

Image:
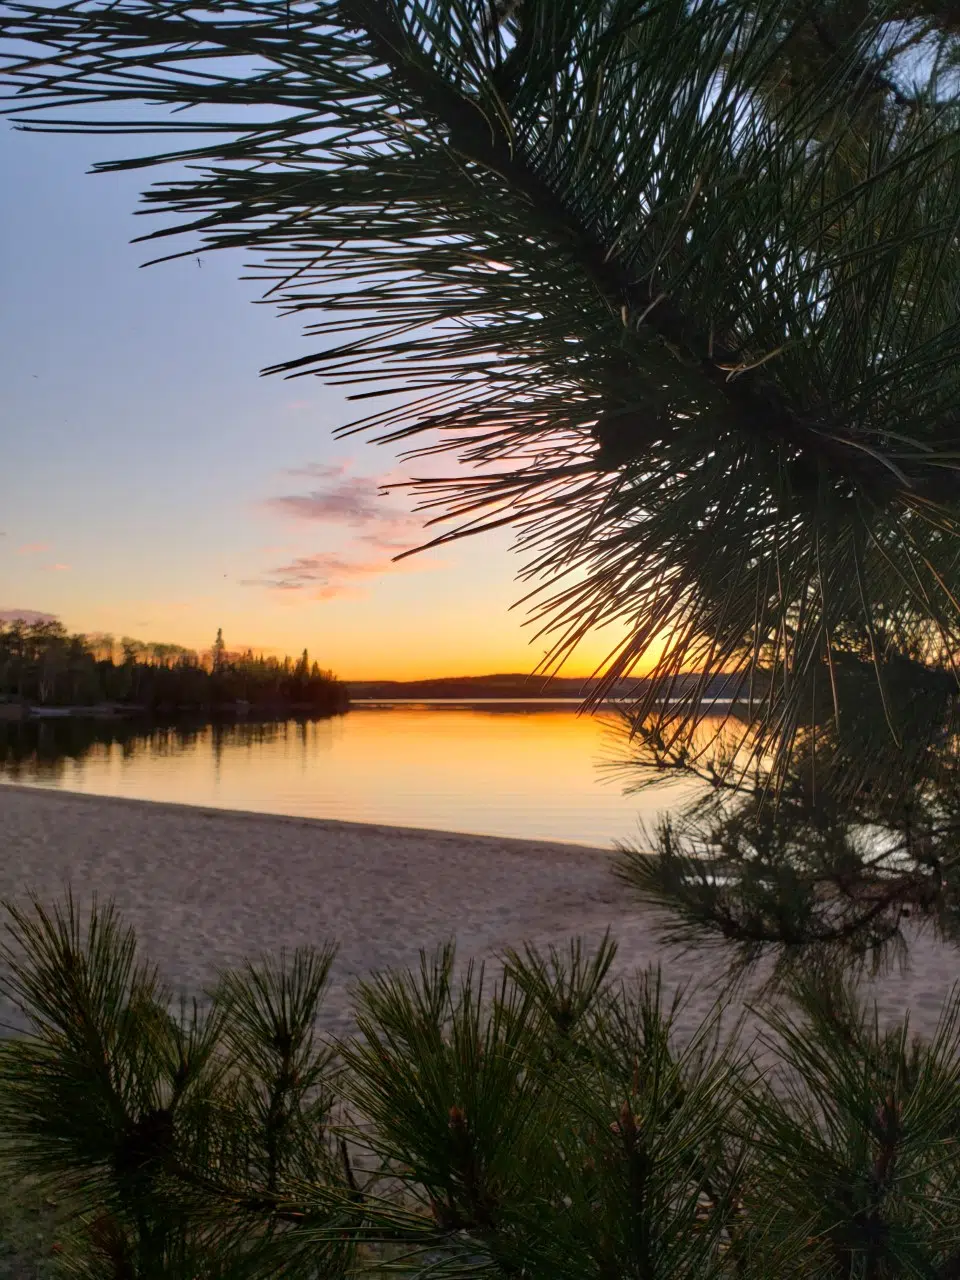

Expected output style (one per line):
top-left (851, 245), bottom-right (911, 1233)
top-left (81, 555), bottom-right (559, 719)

top-left (258, 460), bottom-right (425, 591)
top-left (251, 460), bottom-right (451, 600)
top-left (266, 486), bottom-right (381, 524)
top-left (45, 563), bottom-right (71, 573)
top-left (16, 541), bottom-right (50, 555)
top-left (244, 542), bottom-right (439, 600)
top-left (312, 583), bottom-right (368, 602)
top-left (285, 461), bottom-right (352, 479)
top-left (244, 552), bottom-right (384, 596)
top-left (353, 530), bottom-right (415, 554)
top-left (264, 470), bottom-right (416, 530)
top-left (0, 608), bottom-right (58, 624)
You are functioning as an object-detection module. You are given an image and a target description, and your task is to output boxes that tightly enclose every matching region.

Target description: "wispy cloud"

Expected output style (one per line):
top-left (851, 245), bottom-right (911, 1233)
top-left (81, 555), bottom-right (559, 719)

top-left (17, 541), bottom-right (50, 555)
top-left (264, 463), bottom-right (417, 533)
top-left (285, 462), bottom-right (352, 479)
top-left (45, 563), bottom-right (71, 573)
top-left (245, 541), bottom-right (442, 600)
top-left (352, 530), bottom-right (417, 554)
top-left (253, 460), bottom-right (429, 599)
top-left (244, 551), bottom-right (387, 599)
top-left (0, 608), bottom-right (59, 624)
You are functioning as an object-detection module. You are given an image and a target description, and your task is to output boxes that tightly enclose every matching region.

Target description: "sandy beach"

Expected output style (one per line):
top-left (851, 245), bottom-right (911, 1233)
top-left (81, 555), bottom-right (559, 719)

top-left (1, 783), bottom-right (958, 1041)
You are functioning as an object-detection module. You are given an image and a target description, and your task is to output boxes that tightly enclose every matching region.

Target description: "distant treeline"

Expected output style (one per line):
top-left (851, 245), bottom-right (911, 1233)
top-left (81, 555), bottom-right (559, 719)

top-left (0, 619), bottom-right (349, 715)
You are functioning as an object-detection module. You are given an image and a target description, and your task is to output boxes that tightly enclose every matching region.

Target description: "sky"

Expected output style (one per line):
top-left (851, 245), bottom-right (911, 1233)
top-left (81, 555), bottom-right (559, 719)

top-left (0, 122), bottom-right (624, 681)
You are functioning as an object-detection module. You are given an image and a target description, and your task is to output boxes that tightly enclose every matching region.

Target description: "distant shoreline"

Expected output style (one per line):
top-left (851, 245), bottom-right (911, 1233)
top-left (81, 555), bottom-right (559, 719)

top-left (351, 696), bottom-right (739, 704)
top-left (0, 702), bottom-right (351, 722)
top-left (0, 695), bottom-right (746, 720)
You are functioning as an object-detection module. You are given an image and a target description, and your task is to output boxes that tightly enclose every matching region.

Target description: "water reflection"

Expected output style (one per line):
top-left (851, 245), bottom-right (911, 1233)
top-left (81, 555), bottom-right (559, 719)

top-left (0, 717), bottom-right (326, 783)
top-left (0, 706), bottom-right (704, 847)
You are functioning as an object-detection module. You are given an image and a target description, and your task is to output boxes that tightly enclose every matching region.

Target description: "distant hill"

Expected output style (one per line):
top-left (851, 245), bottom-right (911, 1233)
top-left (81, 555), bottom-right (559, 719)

top-left (346, 673), bottom-right (742, 701)
top-left (348, 673), bottom-right (602, 700)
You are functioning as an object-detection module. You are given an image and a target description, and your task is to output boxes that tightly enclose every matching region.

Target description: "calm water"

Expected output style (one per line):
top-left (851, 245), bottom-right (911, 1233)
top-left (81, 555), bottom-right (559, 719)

top-left (0, 704), bottom-right (704, 847)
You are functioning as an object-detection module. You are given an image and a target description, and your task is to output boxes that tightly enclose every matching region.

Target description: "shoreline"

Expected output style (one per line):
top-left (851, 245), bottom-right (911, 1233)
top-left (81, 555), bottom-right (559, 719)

top-left (1, 785), bottom-right (956, 1042)
top-left (0, 780), bottom-right (611, 856)
top-left (0, 784), bottom-right (630, 1039)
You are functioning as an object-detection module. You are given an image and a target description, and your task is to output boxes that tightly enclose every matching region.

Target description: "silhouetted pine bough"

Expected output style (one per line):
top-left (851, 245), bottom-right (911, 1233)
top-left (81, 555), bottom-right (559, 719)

top-left (4, 2), bottom-right (960, 782)
top-left (3, 896), bottom-right (960, 1278)
top-left (614, 649), bottom-right (960, 978)
top-left (6, 0), bottom-right (960, 988)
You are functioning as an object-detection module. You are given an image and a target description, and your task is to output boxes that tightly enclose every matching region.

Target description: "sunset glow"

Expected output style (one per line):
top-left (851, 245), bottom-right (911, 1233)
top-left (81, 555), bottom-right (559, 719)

top-left (0, 128), bottom-right (653, 681)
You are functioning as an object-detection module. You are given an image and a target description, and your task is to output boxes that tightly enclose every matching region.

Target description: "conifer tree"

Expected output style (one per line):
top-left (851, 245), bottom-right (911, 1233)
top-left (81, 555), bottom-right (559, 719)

top-left (211, 628), bottom-right (226, 676)
top-left (3, 0), bottom-right (960, 784)
top-left (3, 898), bottom-right (960, 1278)
top-left (4, 1), bottom-right (960, 958)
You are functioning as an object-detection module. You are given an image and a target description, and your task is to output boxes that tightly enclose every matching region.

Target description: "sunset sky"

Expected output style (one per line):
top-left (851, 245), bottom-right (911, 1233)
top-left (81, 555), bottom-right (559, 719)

top-left (0, 122), bottom-right (625, 681)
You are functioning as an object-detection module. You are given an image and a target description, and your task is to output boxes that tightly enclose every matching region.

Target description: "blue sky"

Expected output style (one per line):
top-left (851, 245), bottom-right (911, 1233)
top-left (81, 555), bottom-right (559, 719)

top-left (0, 119), bottom-right (611, 678)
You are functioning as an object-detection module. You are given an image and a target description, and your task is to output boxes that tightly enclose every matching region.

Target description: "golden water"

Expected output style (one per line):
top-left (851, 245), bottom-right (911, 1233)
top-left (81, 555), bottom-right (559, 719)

top-left (0, 704), bottom-right (707, 848)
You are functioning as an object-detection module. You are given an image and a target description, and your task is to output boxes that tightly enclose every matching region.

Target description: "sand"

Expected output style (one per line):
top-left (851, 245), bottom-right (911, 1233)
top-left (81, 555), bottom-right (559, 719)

top-left (1, 783), bottom-right (958, 1041)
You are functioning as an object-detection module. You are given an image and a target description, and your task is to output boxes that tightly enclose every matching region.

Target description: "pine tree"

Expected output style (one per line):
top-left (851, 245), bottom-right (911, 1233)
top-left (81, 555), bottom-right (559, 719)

top-left (4, 897), bottom-right (960, 1279)
top-left (211, 628), bottom-right (226, 676)
top-left (3, 0), bottom-right (960, 785)
top-left (5, 2), bottom-right (960, 996)
top-left (610, 636), bottom-right (960, 977)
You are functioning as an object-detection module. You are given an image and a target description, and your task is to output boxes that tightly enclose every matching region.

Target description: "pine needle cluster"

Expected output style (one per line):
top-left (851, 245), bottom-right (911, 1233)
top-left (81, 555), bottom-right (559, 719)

top-left (3, 896), bottom-right (960, 1279)
top-left (3, 0), bottom-right (960, 779)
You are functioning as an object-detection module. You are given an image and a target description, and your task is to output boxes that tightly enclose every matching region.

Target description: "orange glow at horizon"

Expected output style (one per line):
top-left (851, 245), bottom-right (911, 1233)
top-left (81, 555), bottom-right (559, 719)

top-left (10, 533), bottom-right (673, 684)
top-left (35, 608), bottom-right (668, 684)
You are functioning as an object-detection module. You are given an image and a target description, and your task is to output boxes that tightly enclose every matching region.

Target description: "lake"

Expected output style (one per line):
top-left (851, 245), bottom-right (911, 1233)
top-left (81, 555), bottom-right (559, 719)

top-left (0, 703), bottom-right (705, 848)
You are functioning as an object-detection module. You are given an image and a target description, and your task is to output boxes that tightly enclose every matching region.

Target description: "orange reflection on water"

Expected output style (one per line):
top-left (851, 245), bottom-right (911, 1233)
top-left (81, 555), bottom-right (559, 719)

top-left (2, 706), bottom-right (710, 848)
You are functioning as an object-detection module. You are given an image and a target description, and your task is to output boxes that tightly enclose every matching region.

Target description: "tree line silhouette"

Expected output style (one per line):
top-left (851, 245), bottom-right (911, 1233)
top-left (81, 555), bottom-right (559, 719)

top-left (0, 618), bottom-right (348, 716)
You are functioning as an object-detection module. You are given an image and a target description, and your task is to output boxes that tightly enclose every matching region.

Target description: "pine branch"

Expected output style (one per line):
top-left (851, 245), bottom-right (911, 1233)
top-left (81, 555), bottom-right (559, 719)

top-left (342, 0), bottom-right (941, 506)
top-left (3, 1), bottom-right (960, 780)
